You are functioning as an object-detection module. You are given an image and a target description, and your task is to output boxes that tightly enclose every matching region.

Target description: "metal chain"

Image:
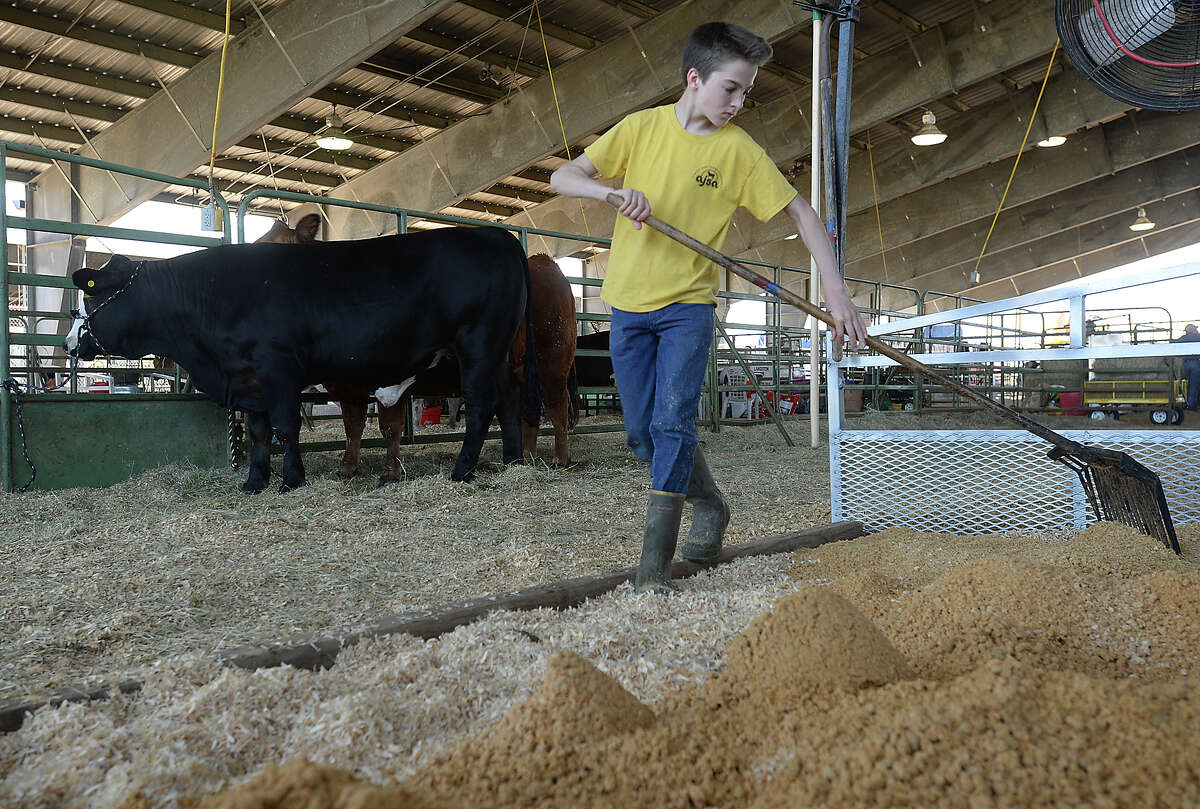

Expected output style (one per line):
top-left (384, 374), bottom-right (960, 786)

top-left (2, 379), bottom-right (36, 492)
top-left (71, 263), bottom-right (142, 357)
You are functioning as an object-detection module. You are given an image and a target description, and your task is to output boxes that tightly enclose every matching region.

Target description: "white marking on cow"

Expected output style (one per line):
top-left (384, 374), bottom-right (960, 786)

top-left (65, 314), bottom-right (85, 354)
top-left (429, 348), bottom-right (451, 368)
top-left (375, 376), bottom-right (417, 408)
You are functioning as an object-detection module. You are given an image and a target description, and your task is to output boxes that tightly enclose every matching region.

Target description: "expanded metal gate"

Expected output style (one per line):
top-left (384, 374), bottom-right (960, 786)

top-left (828, 261), bottom-right (1200, 535)
top-left (832, 428), bottom-right (1200, 533)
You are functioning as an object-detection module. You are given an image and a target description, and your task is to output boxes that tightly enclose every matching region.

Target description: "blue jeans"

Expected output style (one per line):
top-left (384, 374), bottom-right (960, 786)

top-left (610, 303), bottom-right (714, 493)
top-left (1184, 359), bottom-right (1200, 410)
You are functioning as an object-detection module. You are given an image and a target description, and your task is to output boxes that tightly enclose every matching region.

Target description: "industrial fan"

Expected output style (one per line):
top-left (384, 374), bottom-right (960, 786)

top-left (1056, 0), bottom-right (1200, 110)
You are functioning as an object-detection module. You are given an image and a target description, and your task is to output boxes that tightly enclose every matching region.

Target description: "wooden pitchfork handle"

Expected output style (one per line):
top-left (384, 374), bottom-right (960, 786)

top-left (603, 192), bottom-right (1087, 454)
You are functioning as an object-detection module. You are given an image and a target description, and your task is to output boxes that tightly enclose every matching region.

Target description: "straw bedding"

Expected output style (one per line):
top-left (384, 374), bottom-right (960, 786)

top-left (0, 417), bottom-right (829, 700)
top-left (0, 417), bottom-right (1196, 808)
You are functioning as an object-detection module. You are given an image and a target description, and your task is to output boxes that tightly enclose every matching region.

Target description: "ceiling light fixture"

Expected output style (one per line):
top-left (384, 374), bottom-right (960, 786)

top-left (1129, 207), bottom-right (1156, 232)
top-left (1036, 135), bottom-right (1067, 148)
top-left (910, 110), bottom-right (948, 146)
top-left (316, 107), bottom-right (354, 151)
top-left (968, 270), bottom-right (981, 285)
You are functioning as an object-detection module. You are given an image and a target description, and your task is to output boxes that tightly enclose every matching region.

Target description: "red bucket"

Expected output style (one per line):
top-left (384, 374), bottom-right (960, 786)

top-left (420, 406), bottom-right (442, 427)
top-left (1058, 391), bottom-right (1085, 416)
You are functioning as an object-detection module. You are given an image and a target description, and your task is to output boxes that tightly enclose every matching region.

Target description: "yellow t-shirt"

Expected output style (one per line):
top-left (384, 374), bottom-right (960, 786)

top-left (585, 104), bottom-right (797, 312)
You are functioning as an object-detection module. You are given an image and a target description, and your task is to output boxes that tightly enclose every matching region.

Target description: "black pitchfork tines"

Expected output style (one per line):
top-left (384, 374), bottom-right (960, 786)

top-left (1049, 443), bottom-right (1180, 554)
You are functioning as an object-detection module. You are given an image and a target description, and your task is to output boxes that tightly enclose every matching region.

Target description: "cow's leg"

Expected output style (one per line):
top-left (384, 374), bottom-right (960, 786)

top-left (495, 369), bottom-right (524, 467)
top-left (544, 383), bottom-right (572, 465)
top-left (522, 417), bottom-right (539, 463)
top-left (241, 411), bottom-right (273, 494)
top-left (446, 397), bottom-right (463, 428)
top-left (452, 371), bottom-right (500, 482)
top-left (377, 400), bottom-right (407, 486)
top-left (337, 398), bottom-right (368, 479)
top-left (269, 397), bottom-right (305, 492)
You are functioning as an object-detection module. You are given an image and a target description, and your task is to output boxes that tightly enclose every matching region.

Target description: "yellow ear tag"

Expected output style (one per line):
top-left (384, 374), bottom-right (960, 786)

top-left (87, 280), bottom-right (95, 288)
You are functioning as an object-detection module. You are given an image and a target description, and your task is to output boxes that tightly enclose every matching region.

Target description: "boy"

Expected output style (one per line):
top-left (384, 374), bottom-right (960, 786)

top-left (550, 21), bottom-right (867, 593)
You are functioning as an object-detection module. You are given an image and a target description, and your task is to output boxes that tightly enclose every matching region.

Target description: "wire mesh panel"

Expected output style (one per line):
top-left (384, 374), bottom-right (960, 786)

top-left (832, 429), bottom-right (1200, 534)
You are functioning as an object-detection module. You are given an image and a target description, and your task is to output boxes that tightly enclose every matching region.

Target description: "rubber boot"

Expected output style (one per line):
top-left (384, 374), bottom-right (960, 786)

top-left (634, 491), bottom-right (685, 594)
top-left (680, 445), bottom-right (731, 563)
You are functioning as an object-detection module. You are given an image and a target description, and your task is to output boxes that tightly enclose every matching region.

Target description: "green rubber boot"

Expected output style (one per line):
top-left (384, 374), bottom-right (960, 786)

top-left (680, 446), bottom-right (730, 563)
top-left (634, 491), bottom-right (685, 594)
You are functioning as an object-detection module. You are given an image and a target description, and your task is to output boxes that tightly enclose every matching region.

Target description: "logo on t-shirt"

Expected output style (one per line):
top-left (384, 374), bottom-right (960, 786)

top-left (695, 166), bottom-right (721, 189)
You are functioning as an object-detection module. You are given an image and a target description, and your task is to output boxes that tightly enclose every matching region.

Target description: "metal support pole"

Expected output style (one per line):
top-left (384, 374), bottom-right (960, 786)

top-left (1, 143), bottom-right (11, 492)
top-left (809, 10), bottom-right (823, 448)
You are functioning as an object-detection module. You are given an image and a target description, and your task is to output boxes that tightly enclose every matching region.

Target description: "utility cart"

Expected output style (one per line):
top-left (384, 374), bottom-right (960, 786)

top-left (1083, 356), bottom-right (1187, 425)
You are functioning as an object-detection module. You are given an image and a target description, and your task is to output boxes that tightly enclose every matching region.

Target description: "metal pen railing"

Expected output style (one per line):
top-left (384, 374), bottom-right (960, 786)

top-left (1, 140), bottom-right (232, 491)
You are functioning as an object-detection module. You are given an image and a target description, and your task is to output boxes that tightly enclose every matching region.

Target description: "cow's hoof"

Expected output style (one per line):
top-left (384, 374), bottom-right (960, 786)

top-left (278, 478), bottom-right (306, 493)
top-left (335, 468), bottom-right (358, 481)
top-left (241, 478), bottom-right (268, 494)
top-left (450, 470), bottom-right (476, 483)
top-left (376, 476), bottom-right (400, 488)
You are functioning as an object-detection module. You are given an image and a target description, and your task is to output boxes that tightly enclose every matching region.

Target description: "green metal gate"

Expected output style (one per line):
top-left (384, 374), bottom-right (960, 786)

top-left (2, 141), bottom-right (233, 491)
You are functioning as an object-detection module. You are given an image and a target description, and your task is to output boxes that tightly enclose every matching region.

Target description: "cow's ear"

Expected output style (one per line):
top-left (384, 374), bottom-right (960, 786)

top-left (294, 213), bottom-right (320, 243)
top-left (73, 255), bottom-right (131, 296)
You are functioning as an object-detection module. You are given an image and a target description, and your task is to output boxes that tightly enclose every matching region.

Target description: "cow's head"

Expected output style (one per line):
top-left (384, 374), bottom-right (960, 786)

top-left (65, 255), bottom-right (140, 361)
top-left (256, 212), bottom-right (320, 244)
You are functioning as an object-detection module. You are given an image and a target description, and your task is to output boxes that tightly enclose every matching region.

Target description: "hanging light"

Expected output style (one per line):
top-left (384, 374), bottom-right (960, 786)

top-left (910, 110), bottom-right (947, 146)
top-left (1129, 207), bottom-right (1156, 232)
top-left (1036, 135), bottom-right (1067, 148)
top-left (968, 270), bottom-right (981, 285)
top-left (316, 107), bottom-right (354, 151)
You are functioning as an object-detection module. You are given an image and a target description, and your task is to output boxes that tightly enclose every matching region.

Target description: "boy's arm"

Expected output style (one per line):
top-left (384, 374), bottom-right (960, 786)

top-left (784, 195), bottom-right (868, 350)
top-left (550, 153), bottom-right (651, 230)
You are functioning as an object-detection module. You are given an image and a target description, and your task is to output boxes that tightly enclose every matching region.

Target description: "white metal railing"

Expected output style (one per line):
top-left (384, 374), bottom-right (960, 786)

top-left (827, 261), bottom-right (1200, 534)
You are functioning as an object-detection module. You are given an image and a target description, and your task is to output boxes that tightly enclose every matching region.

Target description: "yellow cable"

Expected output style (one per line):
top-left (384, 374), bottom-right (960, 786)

top-left (208, 0), bottom-right (233, 181)
top-left (535, 0), bottom-right (595, 240)
top-left (972, 40), bottom-right (1060, 279)
top-left (867, 130), bottom-right (888, 283)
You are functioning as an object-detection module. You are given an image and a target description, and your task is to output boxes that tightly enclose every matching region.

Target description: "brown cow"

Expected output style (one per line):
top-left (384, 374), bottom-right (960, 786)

top-left (256, 216), bottom-right (578, 483)
top-left (259, 212), bottom-right (321, 244)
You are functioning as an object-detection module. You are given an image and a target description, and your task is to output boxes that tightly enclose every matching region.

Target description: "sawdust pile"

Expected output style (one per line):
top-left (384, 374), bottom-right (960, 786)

top-left (195, 522), bottom-right (1199, 809)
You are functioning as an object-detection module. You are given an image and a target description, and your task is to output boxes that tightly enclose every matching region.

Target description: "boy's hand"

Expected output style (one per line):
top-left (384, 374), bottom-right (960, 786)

top-left (615, 188), bottom-right (651, 230)
top-left (825, 284), bottom-right (868, 351)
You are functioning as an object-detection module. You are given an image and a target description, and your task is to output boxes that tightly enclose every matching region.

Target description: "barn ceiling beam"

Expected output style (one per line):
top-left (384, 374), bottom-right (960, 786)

top-left (849, 135), bottom-right (1200, 289)
top-left (0, 95), bottom-right (384, 173)
top-left (887, 192), bottom-right (1200, 306)
top-left (358, 49), bottom-right (505, 104)
top-left (923, 213), bottom-right (1200, 309)
top-left (403, 28), bottom-right (543, 79)
top-left (314, 0), bottom-right (814, 238)
top-left (0, 50), bottom-right (156, 99)
top-left (458, 0), bottom-right (598, 50)
top-left (0, 120), bottom-right (330, 195)
top-left (0, 4), bottom-right (204, 68)
top-left (112, 0), bottom-right (249, 35)
top-left (29, 0), bottom-right (460, 226)
top-left (505, 0), bottom-right (1058, 254)
top-left (0, 51), bottom-right (419, 154)
top-left (1, 5), bottom-right (455, 133)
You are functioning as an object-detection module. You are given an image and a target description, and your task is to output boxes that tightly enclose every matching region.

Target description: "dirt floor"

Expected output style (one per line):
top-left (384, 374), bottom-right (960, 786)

top-left (0, 416), bottom-right (1197, 807)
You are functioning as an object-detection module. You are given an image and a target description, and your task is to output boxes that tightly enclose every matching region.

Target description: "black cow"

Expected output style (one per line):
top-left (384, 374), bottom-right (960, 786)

top-left (572, 329), bottom-right (618, 415)
top-left (574, 329), bottom-right (614, 389)
top-left (65, 227), bottom-right (539, 492)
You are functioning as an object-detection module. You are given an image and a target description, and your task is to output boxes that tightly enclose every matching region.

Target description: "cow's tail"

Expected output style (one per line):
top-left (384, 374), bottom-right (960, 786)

top-left (520, 255), bottom-right (542, 429)
top-left (566, 361), bottom-right (580, 430)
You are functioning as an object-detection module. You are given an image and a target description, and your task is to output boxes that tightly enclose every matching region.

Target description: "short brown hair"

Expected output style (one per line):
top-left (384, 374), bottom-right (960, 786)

top-left (681, 22), bottom-right (773, 83)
